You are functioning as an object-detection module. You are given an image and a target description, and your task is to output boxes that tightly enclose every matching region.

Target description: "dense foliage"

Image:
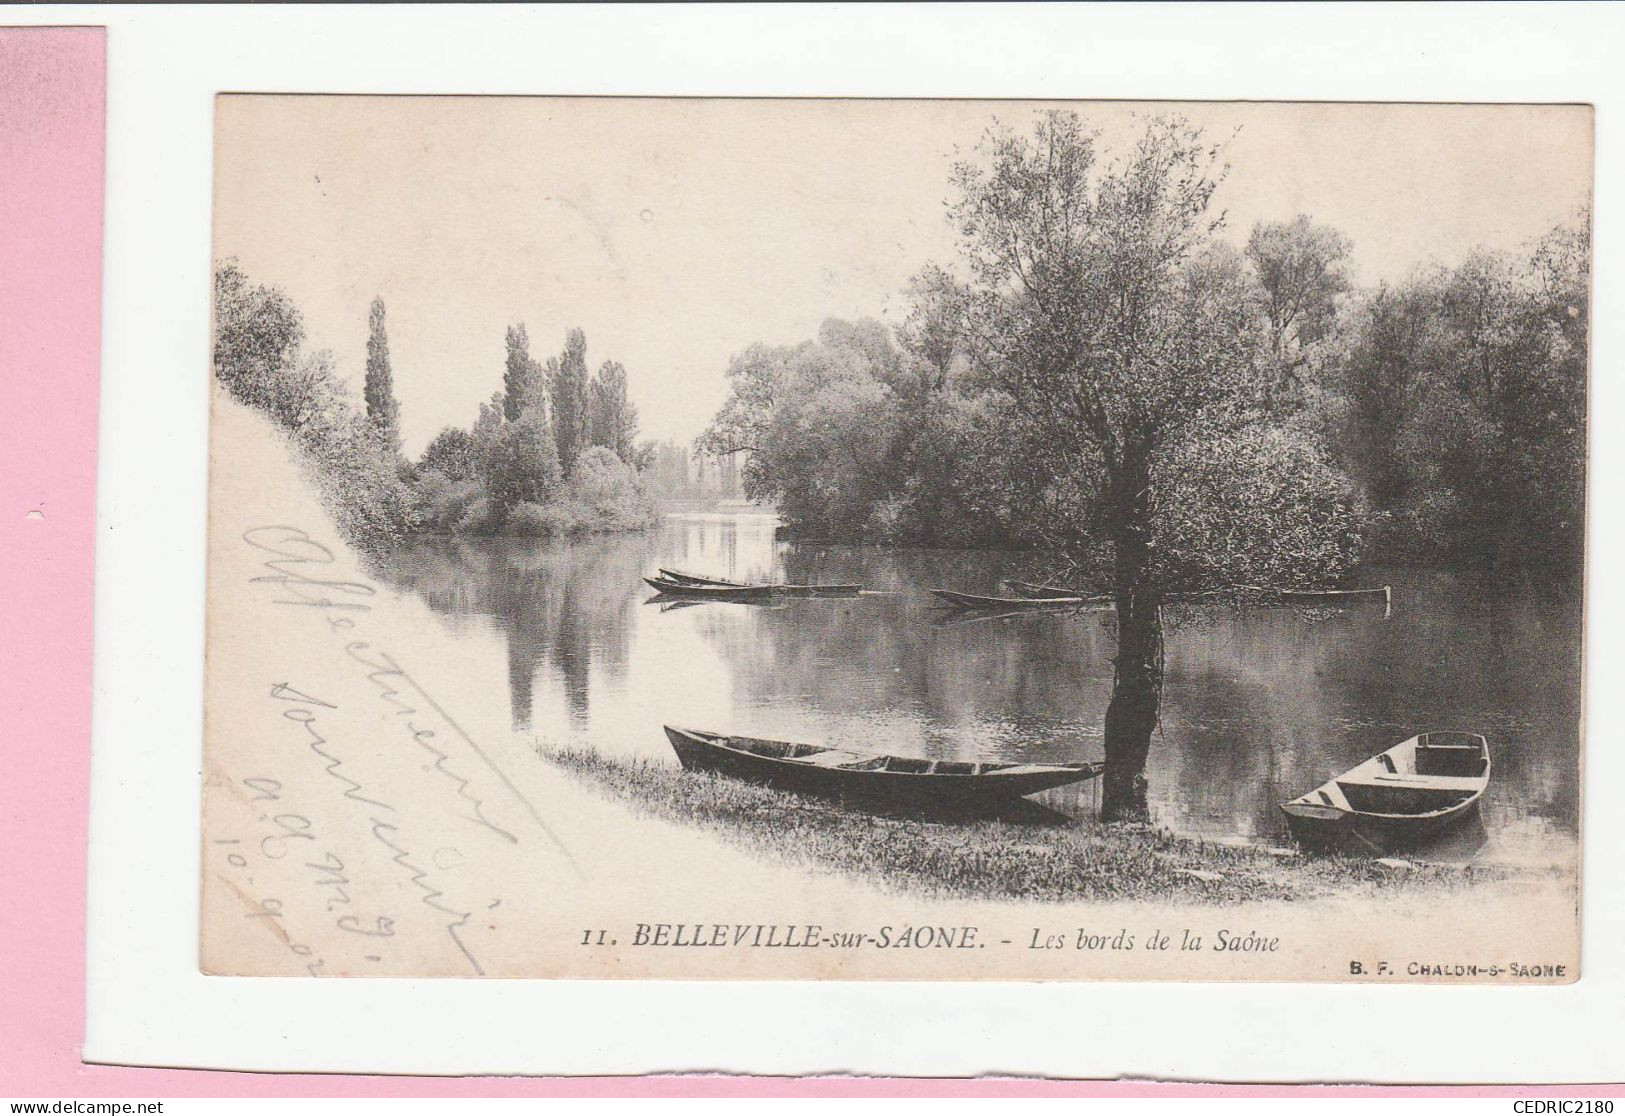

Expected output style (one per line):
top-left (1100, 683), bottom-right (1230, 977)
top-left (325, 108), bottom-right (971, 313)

top-left (213, 261), bottom-right (657, 550)
top-left (1326, 228), bottom-right (1588, 571)
top-left (701, 117), bottom-right (1588, 579)
top-left (215, 262), bottom-right (417, 551)
top-left (699, 112), bottom-right (1588, 819)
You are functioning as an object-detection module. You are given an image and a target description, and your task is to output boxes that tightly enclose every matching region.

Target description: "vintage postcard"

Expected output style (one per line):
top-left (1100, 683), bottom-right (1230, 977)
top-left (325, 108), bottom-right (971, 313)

top-left (202, 96), bottom-right (1588, 982)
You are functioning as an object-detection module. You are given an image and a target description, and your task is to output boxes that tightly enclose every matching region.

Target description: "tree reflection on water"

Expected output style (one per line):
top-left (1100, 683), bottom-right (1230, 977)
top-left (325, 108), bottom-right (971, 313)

top-left (376, 514), bottom-right (1581, 860)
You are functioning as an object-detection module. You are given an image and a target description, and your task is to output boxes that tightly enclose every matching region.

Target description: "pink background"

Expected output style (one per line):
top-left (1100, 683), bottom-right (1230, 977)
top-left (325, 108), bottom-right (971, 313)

top-left (0, 22), bottom-right (1618, 1099)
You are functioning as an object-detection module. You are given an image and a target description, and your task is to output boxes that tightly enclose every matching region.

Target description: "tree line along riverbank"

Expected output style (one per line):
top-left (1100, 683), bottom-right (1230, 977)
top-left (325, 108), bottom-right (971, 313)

top-left (214, 261), bottom-right (660, 555)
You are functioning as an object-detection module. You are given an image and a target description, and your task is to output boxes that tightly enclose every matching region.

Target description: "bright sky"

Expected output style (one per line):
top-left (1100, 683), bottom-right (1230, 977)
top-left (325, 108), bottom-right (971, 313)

top-left (215, 97), bottom-right (1591, 455)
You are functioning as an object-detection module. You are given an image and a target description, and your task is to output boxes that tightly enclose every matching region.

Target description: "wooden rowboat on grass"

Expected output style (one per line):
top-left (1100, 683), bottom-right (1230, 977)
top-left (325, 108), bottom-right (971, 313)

top-left (664, 726), bottom-right (1103, 806)
top-left (1281, 731), bottom-right (1491, 853)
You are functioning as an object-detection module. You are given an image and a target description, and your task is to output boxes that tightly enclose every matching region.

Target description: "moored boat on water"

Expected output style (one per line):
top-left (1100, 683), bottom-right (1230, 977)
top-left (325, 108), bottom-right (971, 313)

top-left (1281, 731), bottom-right (1491, 853)
top-left (932, 588), bottom-right (1093, 610)
top-left (1001, 578), bottom-right (1111, 602)
top-left (1256, 585), bottom-right (1390, 606)
top-left (664, 725), bottom-right (1102, 805)
top-left (998, 580), bottom-right (1391, 610)
top-left (642, 576), bottom-right (777, 601)
top-left (775, 583), bottom-right (863, 597)
top-left (659, 567), bottom-right (746, 587)
top-left (650, 569), bottom-right (862, 597)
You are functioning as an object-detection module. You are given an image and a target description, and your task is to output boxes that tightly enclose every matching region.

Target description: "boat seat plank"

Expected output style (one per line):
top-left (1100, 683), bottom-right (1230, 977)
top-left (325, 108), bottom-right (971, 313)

top-left (796, 750), bottom-right (871, 767)
top-left (1353, 774), bottom-right (1486, 790)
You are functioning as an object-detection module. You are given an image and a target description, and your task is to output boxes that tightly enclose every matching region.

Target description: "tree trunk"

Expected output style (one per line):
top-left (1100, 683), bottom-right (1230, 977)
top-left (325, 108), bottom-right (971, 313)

top-left (1101, 439), bottom-right (1164, 823)
top-left (1101, 588), bottom-right (1163, 821)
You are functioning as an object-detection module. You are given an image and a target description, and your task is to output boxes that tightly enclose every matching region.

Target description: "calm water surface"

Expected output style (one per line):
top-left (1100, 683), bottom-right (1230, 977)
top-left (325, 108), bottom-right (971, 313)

top-left (378, 511), bottom-right (1582, 862)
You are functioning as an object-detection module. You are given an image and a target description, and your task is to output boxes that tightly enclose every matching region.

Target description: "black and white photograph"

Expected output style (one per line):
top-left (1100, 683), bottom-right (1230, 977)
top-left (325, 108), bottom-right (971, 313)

top-left (202, 96), bottom-right (1588, 982)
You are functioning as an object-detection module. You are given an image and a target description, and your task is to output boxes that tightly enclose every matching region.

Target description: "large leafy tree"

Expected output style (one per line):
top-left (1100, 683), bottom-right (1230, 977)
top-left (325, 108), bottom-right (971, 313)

top-left (896, 264), bottom-right (971, 398)
top-left (484, 410), bottom-right (563, 511)
top-left (1245, 215), bottom-right (1352, 405)
top-left (946, 112), bottom-right (1365, 817)
top-left (418, 425), bottom-right (479, 481)
top-left (214, 260), bottom-right (305, 418)
top-left (1331, 278), bottom-right (1440, 513)
top-left (700, 320), bottom-right (910, 537)
top-left (1331, 222), bottom-right (1588, 568)
top-left (1523, 218), bottom-right (1589, 568)
top-left (589, 359), bottom-right (640, 464)
top-left (214, 260), bottom-right (348, 440)
top-left (470, 387), bottom-right (561, 514)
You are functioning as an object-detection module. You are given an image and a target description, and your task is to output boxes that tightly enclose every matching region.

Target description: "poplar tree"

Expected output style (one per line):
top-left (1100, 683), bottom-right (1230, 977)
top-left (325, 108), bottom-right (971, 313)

top-left (503, 323), bottom-right (546, 422)
top-left (363, 296), bottom-right (401, 456)
top-left (549, 328), bottom-right (592, 477)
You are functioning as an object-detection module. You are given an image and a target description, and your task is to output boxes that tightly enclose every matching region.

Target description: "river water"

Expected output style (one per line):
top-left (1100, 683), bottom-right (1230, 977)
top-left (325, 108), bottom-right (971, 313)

top-left (378, 510), bottom-right (1583, 863)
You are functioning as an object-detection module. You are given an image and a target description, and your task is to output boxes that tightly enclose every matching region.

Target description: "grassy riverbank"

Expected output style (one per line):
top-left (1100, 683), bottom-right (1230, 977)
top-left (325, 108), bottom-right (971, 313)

top-left (542, 746), bottom-right (1534, 905)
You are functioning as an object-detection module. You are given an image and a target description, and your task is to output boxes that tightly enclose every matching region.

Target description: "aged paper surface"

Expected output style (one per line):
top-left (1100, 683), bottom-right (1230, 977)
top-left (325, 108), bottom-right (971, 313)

top-left (203, 96), bottom-right (1587, 981)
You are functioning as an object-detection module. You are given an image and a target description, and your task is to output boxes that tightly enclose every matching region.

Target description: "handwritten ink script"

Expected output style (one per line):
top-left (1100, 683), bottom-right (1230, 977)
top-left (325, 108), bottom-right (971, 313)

top-left (202, 525), bottom-right (571, 976)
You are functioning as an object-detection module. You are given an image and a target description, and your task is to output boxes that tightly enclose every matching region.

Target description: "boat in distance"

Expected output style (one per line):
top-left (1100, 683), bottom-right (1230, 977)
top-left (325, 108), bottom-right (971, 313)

top-left (1002, 579), bottom-right (1390, 609)
top-left (1281, 731), bottom-right (1490, 853)
top-left (659, 567), bottom-right (746, 587)
top-left (1256, 585), bottom-right (1390, 606)
top-left (1002, 578), bottom-right (1112, 603)
top-left (651, 570), bottom-right (862, 597)
top-left (642, 576), bottom-right (777, 600)
top-left (664, 725), bottom-right (1103, 805)
top-left (932, 588), bottom-right (1098, 610)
